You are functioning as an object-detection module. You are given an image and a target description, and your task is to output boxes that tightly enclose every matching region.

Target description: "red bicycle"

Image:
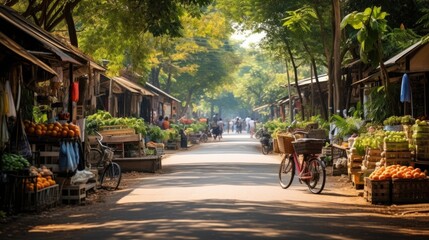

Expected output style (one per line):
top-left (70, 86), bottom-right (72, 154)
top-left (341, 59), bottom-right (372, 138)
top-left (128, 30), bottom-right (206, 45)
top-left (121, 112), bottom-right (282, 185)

top-left (278, 131), bottom-right (326, 194)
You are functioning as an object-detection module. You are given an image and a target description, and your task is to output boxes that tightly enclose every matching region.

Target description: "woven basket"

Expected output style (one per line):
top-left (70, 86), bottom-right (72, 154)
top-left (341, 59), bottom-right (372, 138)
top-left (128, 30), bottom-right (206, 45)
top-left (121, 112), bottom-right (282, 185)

top-left (292, 139), bottom-right (325, 155)
top-left (273, 138), bottom-right (280, 153)
top-left (277, 133), bottom-right (294, 154)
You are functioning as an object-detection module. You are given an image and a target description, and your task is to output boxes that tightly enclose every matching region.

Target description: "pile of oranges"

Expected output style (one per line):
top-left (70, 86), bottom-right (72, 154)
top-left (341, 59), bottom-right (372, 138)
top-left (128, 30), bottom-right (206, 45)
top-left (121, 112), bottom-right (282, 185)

top-left (24, 120), bottom-right (80, 138)
top-left (26, 175), bottom-right (56, 192)
top-left (369, 165), bottom-right (427, 180)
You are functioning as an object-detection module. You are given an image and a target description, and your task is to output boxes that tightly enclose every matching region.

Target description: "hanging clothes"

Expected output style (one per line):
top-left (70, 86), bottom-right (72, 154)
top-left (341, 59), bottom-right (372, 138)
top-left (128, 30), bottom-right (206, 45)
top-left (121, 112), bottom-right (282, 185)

top-left (0, 83), bottom-right (9, 147)
top-left (5, 80), bottom-right (16, 118)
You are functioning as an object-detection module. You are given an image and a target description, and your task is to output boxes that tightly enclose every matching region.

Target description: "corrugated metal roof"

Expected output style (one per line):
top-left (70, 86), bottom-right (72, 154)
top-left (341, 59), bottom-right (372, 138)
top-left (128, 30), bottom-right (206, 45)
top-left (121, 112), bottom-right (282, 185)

top-left (0, 5), bottom-right (85, 65)
top-left (145, 82), bottom-right (181, 103)
top-left (384, 41), bottom-right (423, 67)
top-left (296, 74), bottom-right (329, 86)
top-left (113, 76), bottom-right (155, 96)
top-left (0, 32), bottom-right (57, 76)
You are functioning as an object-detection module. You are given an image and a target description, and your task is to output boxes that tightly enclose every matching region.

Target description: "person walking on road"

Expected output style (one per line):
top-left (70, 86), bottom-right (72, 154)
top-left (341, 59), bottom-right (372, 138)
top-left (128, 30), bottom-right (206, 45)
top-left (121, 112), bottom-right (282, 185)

top-left (217, 118), bottom-right (224, 139)
top-left (249, 118), bottom-right (256, 138)
top-left (235, 117), bottom-right (242, 134)
top-left (245, 116), bottom-right (251, 133)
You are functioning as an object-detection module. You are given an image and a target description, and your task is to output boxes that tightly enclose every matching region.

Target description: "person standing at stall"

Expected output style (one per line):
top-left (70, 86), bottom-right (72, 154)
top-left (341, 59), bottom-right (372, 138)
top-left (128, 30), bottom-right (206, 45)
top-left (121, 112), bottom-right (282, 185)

top-left (162, 116), bottom-right (170, 129)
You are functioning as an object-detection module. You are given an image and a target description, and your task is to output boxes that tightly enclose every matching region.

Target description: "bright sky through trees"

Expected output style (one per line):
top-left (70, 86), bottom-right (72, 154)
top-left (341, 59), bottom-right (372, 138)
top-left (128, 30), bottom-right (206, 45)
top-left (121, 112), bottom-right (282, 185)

top-left (230, 30), bottom-right (265, 48)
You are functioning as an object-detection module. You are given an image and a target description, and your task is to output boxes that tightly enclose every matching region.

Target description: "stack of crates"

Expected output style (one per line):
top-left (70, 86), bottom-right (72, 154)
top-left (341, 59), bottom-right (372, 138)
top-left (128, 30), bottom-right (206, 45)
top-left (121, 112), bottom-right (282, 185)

top-left (347, 149), bottom-right (365, 188)
top-left (362, 148), bottom-right (382, 171)
top-left (413, 124), bottom-right (429, 161)
top-left (348, 149), bottom-right (364, 175)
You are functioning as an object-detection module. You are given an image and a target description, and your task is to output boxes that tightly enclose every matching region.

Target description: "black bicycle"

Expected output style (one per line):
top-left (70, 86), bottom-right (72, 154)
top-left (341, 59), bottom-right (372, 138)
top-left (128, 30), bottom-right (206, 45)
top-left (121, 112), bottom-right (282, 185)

top-left (260, 131), bottom-right (273, 155)
top-left (85, 132), bottom-right (122, 190)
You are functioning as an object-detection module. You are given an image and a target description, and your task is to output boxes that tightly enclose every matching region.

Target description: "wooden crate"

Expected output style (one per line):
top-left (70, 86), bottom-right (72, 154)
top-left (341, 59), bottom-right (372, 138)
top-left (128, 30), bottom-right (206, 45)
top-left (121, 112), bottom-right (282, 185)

top-left (383, 142), bottom-right (409, 152)
top-left (385, 159), bottom-right (414, 167)
top-left (384, 151), bottom-right (411, 159)
top-left (366, 156), bottom-right (382, 162)
top-left (99, 125), bottom-right (135, 136)
top-left (62, 184), bottom-right (87, 205)
top-left (364, 178), bottom-right (391, 204)
top-left (415, 145), bottom-right (429, 160)
top-left (391, 178), bottom-right (429, 204)
top-left (351, 172), bottom-right (365, 189)
top-left (367, 148), bottom-right (382, 156)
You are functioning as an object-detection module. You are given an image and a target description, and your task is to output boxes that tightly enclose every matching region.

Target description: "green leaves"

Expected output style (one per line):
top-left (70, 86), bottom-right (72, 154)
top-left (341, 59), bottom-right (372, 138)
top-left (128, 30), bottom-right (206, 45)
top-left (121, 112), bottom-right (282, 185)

top-left (341, 6), bottom-right (389, 66)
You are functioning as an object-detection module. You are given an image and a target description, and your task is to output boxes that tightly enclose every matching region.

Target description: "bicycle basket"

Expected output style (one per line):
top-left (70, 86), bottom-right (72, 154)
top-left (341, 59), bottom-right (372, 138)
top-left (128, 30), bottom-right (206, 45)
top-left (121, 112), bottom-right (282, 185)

top-left (307, 129), bottom-right (327, 140)
top-left (276, 133), bottom-right (294, 154)
top-left (292, 139), bottom-right (325, 155)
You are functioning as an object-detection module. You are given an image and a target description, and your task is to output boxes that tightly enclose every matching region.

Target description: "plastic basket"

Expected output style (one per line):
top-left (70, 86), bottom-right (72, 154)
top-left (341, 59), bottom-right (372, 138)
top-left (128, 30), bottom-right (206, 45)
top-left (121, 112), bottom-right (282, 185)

top-left (276, 133), bottom-right (294, 154)
top-left (292, 139), bottom-right (325, 155)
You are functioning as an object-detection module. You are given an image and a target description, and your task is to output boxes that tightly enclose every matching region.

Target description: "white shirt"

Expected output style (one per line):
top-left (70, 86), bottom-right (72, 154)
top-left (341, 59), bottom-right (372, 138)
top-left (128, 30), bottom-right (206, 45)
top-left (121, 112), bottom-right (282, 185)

top-left (249, 119), bottom-right (256, 129)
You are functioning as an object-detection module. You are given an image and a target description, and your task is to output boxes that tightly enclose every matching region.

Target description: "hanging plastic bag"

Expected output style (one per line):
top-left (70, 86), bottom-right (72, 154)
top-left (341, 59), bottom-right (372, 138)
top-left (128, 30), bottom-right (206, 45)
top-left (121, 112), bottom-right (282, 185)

top-left (71, 81), bottom-right (79, 102)
top-left (67, 141), bottom-right (77, 172)
top-left (59, 141), bottom-right (68, 171)
top-left (73, 141), bottom-right (80, 168)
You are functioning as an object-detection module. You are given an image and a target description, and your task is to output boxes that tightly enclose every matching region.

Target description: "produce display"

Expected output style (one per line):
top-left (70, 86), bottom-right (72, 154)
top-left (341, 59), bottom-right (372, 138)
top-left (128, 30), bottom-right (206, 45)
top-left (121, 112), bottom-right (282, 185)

top-left (369, 165), bottom-right (427, 180)
top-left (24, 120), bottom-right (81, 138)
top-left (384, 131), bottom-right (408, 143)
top-left (85, 110), bottom-right (147, 135)
top-left (184, 122), bottom-right (207, 135)
top-left (1, 153), bottom-right (30, 172)
top-left (352, 131), bottom-right (384, 155)
top-left (383, 115), bottom-right (415, 126)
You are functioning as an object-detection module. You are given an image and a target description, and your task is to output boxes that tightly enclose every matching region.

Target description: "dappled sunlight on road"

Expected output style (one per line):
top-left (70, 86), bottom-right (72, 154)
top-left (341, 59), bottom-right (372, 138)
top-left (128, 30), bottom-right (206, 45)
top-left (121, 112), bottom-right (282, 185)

top-left (8, 134), bottom-right (429, 240)
top-left (27, 200), bottom-right (429, 239)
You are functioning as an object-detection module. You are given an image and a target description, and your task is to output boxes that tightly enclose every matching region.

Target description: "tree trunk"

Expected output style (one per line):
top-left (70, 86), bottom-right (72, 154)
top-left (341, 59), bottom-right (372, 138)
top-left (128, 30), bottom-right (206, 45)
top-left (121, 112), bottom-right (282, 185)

top-left (179, 88), bottom-right (194, 117)
top-left (332, 0), bottom-right (342, 116)
top-left (150, 67), bottom-right (161, 87)
top-left (165, 63), bottom-right (172, 93)
top-left (285, 59), bottom-right (293, 123)
top-left (303, 41), bottom-right (328, 120)
top-left (285, 42), bottom-right (305, 120)
top-left (314, 2), bottom-right (333, 118)
top-left (64, 3), bottom-right (78, 47)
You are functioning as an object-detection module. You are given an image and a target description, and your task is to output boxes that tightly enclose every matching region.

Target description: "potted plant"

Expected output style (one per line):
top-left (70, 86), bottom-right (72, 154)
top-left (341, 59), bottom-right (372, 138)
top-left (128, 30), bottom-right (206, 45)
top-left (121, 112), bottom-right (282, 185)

top-left (330, 114), bottom-right (364, 142)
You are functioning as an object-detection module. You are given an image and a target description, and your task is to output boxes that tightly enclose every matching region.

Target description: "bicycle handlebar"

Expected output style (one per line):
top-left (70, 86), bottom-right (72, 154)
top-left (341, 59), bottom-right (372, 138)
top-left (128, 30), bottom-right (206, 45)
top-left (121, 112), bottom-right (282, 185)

top-left (94, 131), bottom-right (113, 151)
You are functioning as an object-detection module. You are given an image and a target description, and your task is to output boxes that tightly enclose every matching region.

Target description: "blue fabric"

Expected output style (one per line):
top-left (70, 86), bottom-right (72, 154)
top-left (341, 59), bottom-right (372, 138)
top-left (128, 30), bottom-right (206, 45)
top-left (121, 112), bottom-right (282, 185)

top-left (400, 73), bottom-right (411, 103)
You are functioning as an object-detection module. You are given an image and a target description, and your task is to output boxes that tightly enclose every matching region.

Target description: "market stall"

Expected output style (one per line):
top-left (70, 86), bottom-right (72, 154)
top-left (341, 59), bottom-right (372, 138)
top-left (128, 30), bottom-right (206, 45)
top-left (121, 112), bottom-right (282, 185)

top-left (0, 5), bottom-right (108, 212)
top-left (85, 111), bottom-right (165, 173)
top-left (347, 116), bottom-right (429, 204)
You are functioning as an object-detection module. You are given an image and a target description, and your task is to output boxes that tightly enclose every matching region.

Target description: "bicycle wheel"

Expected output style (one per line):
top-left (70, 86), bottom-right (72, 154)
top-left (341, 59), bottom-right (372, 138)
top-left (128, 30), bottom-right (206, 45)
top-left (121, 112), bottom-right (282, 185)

top-left (101, 162), bottom-right (122, 191)
top-left (279, 154), bottom-right (295, 189)
top-left (262, 144), bottom-right (269, 155)
top-left (306, 158), bottom-right (326, 194)
top-left (86, 148), bottom-right (103, 168)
